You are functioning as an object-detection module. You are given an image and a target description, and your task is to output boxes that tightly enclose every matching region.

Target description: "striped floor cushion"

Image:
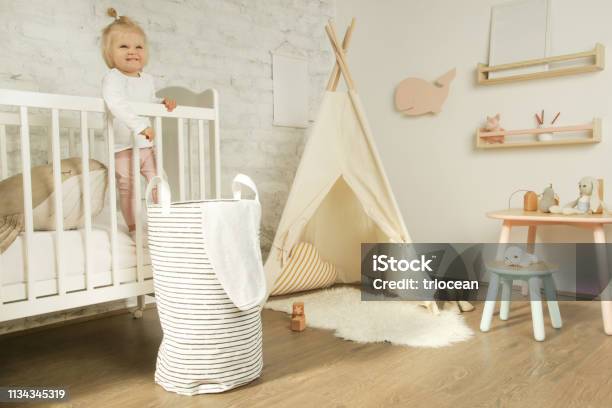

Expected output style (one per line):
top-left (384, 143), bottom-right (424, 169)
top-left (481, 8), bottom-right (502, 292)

top-left (148, 204), bottom-right (263, 396)
top-left (270, 241), bottom-right (337, 296)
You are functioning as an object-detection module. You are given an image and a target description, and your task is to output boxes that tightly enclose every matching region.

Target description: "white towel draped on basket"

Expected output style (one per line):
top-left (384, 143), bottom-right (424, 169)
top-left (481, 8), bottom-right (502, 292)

top-left (146, 174), bottom-right (265, 396)
top-left (202, 174), bottom-right (266, 310)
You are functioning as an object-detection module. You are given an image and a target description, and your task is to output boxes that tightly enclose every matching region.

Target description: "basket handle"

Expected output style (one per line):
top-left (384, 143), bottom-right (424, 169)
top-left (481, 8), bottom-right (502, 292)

top-left (232, 174), bottom-right (259, 202)
top-left (145, 176), bottom-right (171, 214)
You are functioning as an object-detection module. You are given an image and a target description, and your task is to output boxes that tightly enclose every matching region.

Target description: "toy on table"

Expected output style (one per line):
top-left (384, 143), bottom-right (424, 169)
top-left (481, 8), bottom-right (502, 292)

top-left (480, 113), bottom-right (505, 144)
top-left (523, 191), bottom-right (538, 211)
top-left (504, 246), bottom-right (538, 267)
top-left (549, 177), bottom-right (604, 215)
top-left (290, 301), bottom-right (306, 332)
top-left (539, 184), bottom-right (559, 213)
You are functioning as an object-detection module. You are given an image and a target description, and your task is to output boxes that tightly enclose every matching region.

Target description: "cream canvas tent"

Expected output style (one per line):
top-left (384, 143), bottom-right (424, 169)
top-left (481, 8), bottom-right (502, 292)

top-left (265, 20), bottom-right (412, 294)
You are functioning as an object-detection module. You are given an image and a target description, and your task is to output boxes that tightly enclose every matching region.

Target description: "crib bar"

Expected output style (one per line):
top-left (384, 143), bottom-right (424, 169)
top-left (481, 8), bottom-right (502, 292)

top-left (80, 112), bottom-right (93, 291)
top-left (155, 117), bottom-right (163, 177)
top-left (46, 122), bottom-right (53, 165)
top-left (106, 117), bottom-right (118, 285)
top-left (209, 91), bottom-right (221, 198)
top-left (0, 124), bottom-right (7, 180)
top-left (51, 109), bottom-right (66, 295)
top-left (19, 106), bottom-right (34, 302)
top-left (198, 119), bottom-right (205, 199)
top-left (133, 143), bottom-right (144, 283)
top-left (0, 89), bottom-right (215, 119)
top-left (68, 128), bottom-right (76, 157)
top-left (88, 129), bottom-right (95, 162)
top-left (177, 118), bottom-right (185, 201)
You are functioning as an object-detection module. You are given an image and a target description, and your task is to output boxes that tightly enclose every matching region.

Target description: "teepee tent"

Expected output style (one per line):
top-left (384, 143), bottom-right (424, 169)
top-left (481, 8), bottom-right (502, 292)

top-left (265, 20), bottom-right (411, 295)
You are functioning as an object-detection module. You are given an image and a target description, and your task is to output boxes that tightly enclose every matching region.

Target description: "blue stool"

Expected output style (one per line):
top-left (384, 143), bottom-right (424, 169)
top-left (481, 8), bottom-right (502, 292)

top-left (480, 261), bottom-right (562, 341)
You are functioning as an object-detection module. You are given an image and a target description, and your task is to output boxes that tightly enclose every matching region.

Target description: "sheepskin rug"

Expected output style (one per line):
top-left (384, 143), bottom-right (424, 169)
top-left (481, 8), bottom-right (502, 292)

top-left (264, 287), bottom-right (473, 348)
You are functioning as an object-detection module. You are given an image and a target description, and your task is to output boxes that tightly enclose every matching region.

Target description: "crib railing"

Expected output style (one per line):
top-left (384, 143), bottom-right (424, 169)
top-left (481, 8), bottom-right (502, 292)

top-left (0, 88), bottom-right (220, 322)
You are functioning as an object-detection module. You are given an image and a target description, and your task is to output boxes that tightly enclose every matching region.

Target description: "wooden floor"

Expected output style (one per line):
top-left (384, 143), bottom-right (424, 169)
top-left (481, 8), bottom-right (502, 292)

top-left (1, 301), bottom-right (612, 408)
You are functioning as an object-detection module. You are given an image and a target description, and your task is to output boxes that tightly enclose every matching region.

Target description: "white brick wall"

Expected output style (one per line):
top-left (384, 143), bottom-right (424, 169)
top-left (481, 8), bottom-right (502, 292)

top-left (0, 0), bottom-right (336, 252)
top-left (0, 0), bottom-right (336, 332)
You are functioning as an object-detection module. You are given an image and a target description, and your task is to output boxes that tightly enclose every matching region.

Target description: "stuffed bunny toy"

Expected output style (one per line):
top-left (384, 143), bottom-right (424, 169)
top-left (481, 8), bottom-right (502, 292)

top-left (549, 176), bottom-right (602, 215)
top-left (481, 113), bottom-right (504, 144)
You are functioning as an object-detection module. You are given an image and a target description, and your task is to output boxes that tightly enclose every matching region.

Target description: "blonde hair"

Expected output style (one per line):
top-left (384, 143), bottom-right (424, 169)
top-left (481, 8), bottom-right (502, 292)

top-left (101, 8), bottom-right (148, 68)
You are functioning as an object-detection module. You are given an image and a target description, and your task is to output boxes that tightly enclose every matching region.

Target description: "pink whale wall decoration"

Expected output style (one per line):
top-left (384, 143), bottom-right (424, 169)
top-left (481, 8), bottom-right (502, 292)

top-left (394, 68), bottom-right (456, 115)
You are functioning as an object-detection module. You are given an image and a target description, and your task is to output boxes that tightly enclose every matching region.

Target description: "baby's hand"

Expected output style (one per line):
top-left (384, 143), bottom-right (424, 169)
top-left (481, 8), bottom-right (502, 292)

top-left (162, 97), bottom-right (177, 112)
top-left (142, 127), bottom-right (155, 141)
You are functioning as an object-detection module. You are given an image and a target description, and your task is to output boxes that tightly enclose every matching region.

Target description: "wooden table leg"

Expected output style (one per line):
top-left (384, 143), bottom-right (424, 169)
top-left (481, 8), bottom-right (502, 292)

top-left (527, 225), bottom-right (537, 254)
top-left (499, 221), bottom-right (511, 244)
top-left (521, 225), bottom-right (538, 296)
top-left (495, 221), bottom-right (512, 260)
top-left (593, 225), bottom-right (612, 335)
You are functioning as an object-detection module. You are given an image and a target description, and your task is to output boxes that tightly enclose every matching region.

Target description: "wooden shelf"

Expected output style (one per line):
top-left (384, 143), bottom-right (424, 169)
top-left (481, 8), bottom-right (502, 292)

top-left (476, 118), bottom-right (601, 149)
top-left (478, 44), bottom-right (605, 85)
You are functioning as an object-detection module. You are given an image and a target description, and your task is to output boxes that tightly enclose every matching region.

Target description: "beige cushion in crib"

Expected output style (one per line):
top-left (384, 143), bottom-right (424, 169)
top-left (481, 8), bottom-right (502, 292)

top-left (270, 241), bottom-right (337, 296)
top-left (0, 158), bottom-right (107, 230)
top-left (32, 167), bottom-right (107, 230)
top-left (0, 158), bottom-right (108, 253)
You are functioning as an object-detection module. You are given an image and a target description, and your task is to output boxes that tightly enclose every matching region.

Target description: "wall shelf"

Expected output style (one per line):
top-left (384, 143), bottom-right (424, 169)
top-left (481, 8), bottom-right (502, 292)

top-left (476, 118), bottom-right (601, 149)
top-left (477, 44), bottom-right (605, 85)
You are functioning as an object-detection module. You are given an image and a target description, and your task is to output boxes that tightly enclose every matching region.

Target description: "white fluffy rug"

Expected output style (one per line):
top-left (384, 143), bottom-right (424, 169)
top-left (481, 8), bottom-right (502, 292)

top-left (264, 287), bottom-right (473, 348)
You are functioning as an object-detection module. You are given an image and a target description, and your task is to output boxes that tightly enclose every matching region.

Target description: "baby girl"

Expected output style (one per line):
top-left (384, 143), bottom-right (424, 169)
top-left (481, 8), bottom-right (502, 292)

top-left (101, 8), bottom-right (175, 240)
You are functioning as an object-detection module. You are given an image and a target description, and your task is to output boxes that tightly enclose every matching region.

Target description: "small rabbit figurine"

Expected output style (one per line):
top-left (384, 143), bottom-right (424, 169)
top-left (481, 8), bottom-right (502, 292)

top-left (539, 184), bottom-right (558, 213)
top-left (481, 114), bottom-right (505, 144)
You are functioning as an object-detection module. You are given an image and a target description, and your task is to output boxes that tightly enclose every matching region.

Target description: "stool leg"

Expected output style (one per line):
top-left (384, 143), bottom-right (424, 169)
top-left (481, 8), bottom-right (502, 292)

top-left (529, 277), bottom-right (546, 341)
top-left (521, 282), bottom-right (529, 297)
top-left (500, 278), bottom-right (512, 321)
top-left (602, 301), bottom-right (612, 335)
top-left (480, 273), bottom-right (500, 332)
top-left (543, 276), bottom-right (562, 329)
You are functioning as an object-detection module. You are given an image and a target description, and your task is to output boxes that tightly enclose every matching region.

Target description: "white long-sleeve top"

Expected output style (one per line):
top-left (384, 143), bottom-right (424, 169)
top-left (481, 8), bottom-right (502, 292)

top-left (102, 68), bottom-right (160, 152)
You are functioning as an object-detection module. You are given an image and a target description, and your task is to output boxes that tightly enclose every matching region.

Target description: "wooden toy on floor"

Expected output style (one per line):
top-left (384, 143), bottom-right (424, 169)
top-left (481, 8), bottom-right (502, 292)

top-left (291, 302), bottom-right (306, 332)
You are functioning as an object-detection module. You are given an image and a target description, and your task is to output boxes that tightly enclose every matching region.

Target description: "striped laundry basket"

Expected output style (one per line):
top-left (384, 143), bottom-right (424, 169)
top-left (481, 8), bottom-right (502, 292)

top-left (146, 175), bottom-right (264, 395)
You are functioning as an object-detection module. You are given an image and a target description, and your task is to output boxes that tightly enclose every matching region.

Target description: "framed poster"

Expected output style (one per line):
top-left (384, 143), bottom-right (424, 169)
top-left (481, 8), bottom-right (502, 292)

top-left (272, 53), bottom-right (309, 128)
top-left (489, 0), bottom-right (551, 79)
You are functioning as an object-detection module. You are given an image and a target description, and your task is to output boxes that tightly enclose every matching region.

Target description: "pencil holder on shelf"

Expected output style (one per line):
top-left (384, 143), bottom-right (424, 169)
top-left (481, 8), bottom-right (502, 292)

top-left (537, 125), bottom-right (553, 142)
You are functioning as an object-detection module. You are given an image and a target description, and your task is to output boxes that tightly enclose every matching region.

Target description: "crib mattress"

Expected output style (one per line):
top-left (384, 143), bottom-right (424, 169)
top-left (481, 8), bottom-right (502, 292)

top-left (0, 228), bottom-right (151, 303)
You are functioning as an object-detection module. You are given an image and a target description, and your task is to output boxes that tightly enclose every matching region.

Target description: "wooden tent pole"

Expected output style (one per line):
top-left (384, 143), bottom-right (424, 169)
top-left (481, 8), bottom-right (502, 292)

top-left (325, 24), bottom-right (355, 90)
top-left (326, 20), bottom-right (411, 241)
top-left (346, 90), bottom-right (411, 241)
top-left (332, 19), bottom-right (355, 91)
top-left (326, 18), bottom-right (355, 91)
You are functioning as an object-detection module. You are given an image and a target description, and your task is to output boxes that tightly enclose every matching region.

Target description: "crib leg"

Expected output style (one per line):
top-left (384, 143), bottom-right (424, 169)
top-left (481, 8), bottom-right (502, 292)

top-left (133, 295), bottom-right (146, 319)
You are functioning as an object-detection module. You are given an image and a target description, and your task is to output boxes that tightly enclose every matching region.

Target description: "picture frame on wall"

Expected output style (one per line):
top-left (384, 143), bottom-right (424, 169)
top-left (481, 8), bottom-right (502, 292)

top-left (489, 0), bottom-right (552, 79)
top-left (272, 53), bottom-right (309, 128)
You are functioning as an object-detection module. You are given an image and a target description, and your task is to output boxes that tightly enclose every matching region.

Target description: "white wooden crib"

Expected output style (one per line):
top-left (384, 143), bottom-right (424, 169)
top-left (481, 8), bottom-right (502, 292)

top-left (0, 88), bottom-right (220, 323)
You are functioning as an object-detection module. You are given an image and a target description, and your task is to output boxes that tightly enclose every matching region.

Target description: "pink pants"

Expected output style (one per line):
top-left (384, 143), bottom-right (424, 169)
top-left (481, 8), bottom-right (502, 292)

top-left (115, 148), bottom-right (157, 230)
